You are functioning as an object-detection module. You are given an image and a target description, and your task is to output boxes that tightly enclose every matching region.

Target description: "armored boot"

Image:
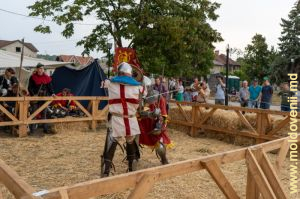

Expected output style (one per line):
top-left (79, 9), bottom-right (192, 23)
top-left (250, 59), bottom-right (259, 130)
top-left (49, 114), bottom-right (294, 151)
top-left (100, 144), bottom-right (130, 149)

top-left (101, 141), bottom-right (117, 177)
top-left (155, 142), bottom-right (169, 165)
top-left (126, 141), bottom-right (139, 172)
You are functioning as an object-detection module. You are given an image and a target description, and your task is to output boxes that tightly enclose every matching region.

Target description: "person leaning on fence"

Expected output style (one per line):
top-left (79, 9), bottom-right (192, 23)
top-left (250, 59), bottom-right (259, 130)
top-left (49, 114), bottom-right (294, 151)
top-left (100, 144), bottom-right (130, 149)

top-left (260, 77), bottom-right (273, 109)
top-left (248, 78), bottom-right (261, 108)
top-left (278, 82), bottom-right (295, 112)
top-left (239, 81), bottom-right (250, 108)
top-left (215, 75), bottom-right (226, 105)
top-left (28, 63), bottom-right (56, 134)
top-left (0, 68), bottom-right (18, 97)
top-left (197, 81), bottom-right (210, 103)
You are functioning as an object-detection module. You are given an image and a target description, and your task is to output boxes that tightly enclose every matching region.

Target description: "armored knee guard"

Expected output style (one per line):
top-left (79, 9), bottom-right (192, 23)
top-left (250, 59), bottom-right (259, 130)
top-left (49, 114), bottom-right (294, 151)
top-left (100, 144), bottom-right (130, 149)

top-left (155, 142), bottom-right (169, 165)
top-left (126, 140), bottom-right (140, 172)
top-left (101, 128), bottom-right (118, 177)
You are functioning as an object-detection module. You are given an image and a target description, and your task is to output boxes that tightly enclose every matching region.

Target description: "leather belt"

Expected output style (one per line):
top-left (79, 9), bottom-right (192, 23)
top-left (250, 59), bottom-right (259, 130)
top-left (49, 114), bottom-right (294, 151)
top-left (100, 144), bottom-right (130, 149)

top-left (110, 112), bottom-right (136, 118)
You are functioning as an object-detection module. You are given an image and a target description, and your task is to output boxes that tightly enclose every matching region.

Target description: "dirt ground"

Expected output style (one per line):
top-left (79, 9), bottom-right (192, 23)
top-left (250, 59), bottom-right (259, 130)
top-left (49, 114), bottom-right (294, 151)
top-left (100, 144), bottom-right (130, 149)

top-left (0, 124), bottom-right (297, 199)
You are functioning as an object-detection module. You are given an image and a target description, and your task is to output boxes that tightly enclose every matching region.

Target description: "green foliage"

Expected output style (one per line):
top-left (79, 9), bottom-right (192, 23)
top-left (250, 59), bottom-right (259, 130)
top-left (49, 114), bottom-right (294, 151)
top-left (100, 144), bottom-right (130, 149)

top-left (28, 0), bottom-right (222, 77)
top-left (37, 54), bottom-right (57, 61)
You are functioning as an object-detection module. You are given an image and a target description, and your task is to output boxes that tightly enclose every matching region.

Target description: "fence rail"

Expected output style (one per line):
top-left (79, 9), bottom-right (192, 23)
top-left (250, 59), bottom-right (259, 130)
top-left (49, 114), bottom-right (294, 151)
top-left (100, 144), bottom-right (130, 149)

top-left (0, 96), bottom-right (109, 137)
top-left (168, 100), bottom-right (299, 143)
top-left (0, 135), bottom-right (298, 199)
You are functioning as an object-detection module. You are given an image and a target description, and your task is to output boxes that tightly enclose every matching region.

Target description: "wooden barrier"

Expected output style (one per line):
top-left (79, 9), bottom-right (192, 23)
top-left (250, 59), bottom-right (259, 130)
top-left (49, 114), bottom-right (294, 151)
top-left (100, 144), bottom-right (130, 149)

top-left (0, 96), bottom-right (109, 137)
top-left (168, 100), bottom-right (299, 143)
top-left (0, 135), bottom-right (297, 199)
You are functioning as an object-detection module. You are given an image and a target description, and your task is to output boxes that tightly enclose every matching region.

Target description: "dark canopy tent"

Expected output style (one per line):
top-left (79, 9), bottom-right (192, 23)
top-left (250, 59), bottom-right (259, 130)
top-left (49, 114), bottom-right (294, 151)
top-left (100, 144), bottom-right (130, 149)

top-left (51, 60), bottom-right (107, 109)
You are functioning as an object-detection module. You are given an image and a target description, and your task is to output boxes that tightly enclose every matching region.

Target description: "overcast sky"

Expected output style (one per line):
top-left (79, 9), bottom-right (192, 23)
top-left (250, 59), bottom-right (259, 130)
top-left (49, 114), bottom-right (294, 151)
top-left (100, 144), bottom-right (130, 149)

top-left (0, 0), bottom-right (296, 58)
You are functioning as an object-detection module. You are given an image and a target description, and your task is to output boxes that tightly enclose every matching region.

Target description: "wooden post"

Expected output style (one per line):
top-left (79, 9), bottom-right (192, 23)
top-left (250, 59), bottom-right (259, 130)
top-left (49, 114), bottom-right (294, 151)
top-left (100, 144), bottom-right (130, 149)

top-left (201, 160), bottom-right (240, 199)
top-left (246, 169), bottom-right (259, 199)
top-left (91, 100), bottom-right (99, 131)
top-left (275, 140), bottom-right (289, 174)
top-left (246, 149), bottom-right (276, 199)
top-left (256, 113), bottom-right (264, 144)
top-left (18, 100), bottom-right (28, 137)
top-left (59, 189), bottom-right (69, 199)
top-left (128, 173), bottom-right (159, 199)
top-left (189, 105), bottom-right (197, 137)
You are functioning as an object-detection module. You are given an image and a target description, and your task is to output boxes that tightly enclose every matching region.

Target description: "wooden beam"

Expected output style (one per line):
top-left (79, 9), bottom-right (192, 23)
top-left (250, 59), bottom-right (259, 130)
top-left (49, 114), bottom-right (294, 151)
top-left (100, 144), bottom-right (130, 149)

top-left (128, 173), bottom-right (159, 199)
top-left (198, 108), bottom-right (217, 127)
top-left (201, 160), bottom-right (240, 199)
top-left (259, 150), bottom-right (288, 199)
top-left (235, 110), bottom-right (257, 134)
top-left (246, 150), bottom-right (276, 199)
top-left (0, 104), bottom-right (18, 122)
top-left (95, 105), bottom-right (109, 120)
top-left (91, 100), bottom-right (99, 130)
top-left (27, 101), bottom-right (52, 121)
top-left (176, 103), bottom-right (190, 121)
top-left (267, 117), bottom-right (289, 136)
top-left (275, 140), bottom-right (289, 174)
top-left (40, 136), bottom-right (293, 199)
top-left (59, 189), bottom-right (69, 199)
top-left (189, 106), bottom-right (198, 136)
top-left (73, 100), bottom-right (92, 118)
top-left (246, 169), bottom-right (259, 199)
top-left (0, 159), bottom-right (36, 199)
top-left (26, 117), bottom-right (92, 125)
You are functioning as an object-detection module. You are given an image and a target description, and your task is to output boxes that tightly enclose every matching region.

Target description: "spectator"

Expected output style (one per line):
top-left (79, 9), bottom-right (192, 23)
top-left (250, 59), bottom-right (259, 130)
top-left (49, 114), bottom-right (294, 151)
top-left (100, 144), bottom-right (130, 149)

top-left (248, 78), bottom-right (262, 108)
top-left (176, 80), bottom-right (184, 102)
top-left (0, 68), bottom-right (18, 97)
top-left (153, 76), bottom-right (168, 99)
top-left (278, 82), bottom-right (295, 112)
top-left (260, 77), bottom-right (273, 109)
top-left (169, 77), bottom-right (176, 99)
top-left (190, 78), bottom-right (200, 102)
top-left (239, 80), bottom-right (250, 108)
top-left (215, 75), bottom-right (226, 105)
top-left (184, 88), bottom-right (192, 102)
top-left (197, 81), bottom-right (210, 103)
top-left (28, 63), bottom-right (55, 134)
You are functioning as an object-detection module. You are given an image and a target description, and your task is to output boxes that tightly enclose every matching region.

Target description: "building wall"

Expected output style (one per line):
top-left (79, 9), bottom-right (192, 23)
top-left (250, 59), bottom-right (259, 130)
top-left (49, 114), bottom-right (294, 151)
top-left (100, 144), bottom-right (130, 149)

top-left (0, 41), bottom-right (37, 57)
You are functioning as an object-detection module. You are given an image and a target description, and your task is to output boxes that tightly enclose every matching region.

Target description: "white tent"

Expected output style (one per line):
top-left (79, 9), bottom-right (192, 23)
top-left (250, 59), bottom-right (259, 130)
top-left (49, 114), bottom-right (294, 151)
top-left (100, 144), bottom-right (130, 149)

top-left (0, 50), bottom-right (71, 68)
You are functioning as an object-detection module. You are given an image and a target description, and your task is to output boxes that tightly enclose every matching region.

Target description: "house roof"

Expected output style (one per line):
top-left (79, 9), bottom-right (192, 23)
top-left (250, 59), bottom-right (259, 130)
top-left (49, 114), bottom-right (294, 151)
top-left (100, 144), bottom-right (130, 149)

top-left (57, 55), bottom-right (94, 66)
top-left (215, 54), bottom-right (240, 66)
top-left (0, 40), bottom-right (39, 52)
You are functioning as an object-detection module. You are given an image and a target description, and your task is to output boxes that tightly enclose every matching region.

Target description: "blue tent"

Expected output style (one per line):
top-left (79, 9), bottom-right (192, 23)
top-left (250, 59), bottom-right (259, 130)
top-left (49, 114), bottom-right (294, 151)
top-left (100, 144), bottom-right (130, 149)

top-left (51, 60), bottom-right (107, 109)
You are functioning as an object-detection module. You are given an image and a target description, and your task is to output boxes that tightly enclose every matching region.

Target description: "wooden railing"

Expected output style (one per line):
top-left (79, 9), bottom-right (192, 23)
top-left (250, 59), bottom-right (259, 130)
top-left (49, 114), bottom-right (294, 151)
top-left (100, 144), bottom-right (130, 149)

top-left (168, 100), bottom-right (299, 143)
top-left (0, 96), bottom-right (109, 137)
top-left (0, 135), bottom-right (298, 199)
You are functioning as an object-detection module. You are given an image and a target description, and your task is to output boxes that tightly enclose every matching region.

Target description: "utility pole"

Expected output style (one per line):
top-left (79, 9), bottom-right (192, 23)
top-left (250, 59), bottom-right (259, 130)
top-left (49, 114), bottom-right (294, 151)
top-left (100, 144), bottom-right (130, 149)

top-left (225, 45), bottom-right (229, 106)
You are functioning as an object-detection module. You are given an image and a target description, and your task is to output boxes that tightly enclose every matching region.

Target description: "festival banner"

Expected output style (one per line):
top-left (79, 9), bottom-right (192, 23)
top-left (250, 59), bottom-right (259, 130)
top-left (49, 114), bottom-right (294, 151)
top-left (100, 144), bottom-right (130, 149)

top-left (113, 47), bottom-right (141, 71)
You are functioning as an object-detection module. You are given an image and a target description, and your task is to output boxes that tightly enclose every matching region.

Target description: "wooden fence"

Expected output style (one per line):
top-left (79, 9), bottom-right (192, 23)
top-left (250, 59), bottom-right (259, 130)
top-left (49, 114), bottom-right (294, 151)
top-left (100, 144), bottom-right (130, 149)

top-left (0, 96), bottom-right (108, 137)
top-left (168, 100), bottom-right (299, 143)
top-left (0, 135), bottom-right (298, 199)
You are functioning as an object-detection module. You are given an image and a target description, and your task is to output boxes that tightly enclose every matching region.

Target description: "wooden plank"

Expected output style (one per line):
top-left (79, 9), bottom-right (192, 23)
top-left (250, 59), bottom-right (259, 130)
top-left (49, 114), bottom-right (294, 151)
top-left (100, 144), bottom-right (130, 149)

top-left (0, 159), bottom-right (36, 199)
top-left (168, 119), bottom-right (193, 127)
top-left (176, 103), bottom-right (190, 121)
top-left (0, 104), bottom-right (18, 122)
top-left (59, 189), bottom-right (69, 199)
top-left (18, 101), bottom-right (27, 137)
top-left (24, 96), bottom-right (97, 101)
top-left (198, 108), bottom-right (217, 127)
top-left (27, 101), bottom-right (52, 121)
top-left (275, 140), bottom-right (289, 174)
top-left (91, 100), bottom-right (99, 130)
top-left (201, 160), bottom-right (240, 199)
top-left (246, 150), bottom-right (276, 199)
top-left (189, 106), bottom-right (197, 136)
top-left (73, 100), bottom-right (92, 117)
top-left (267, 117), bottom-right (289, 136)
top-left (41, 137), bottom-right (293, 199)
top-left (259, 150), bottom-right (288, 199)
top-left (246, 169), bottom-right (259, 199)
top-left (128, 173), bottom-right (159, 199)
top-left (26, 117), bottom-right (92, 125)
top-left (235, 110), bottom-right (257, 134)
top-left (0, 121), bottom-right (22, 127)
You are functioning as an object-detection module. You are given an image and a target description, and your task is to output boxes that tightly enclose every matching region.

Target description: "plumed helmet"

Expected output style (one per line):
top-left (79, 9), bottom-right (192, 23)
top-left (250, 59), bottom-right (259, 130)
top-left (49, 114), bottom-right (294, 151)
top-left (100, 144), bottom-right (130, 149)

top-left (118, 62), bottom-right (132, 75)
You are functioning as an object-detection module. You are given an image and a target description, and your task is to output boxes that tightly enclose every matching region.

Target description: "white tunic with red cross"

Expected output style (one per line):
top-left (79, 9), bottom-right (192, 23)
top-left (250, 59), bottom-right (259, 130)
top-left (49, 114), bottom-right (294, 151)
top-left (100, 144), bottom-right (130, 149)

top-left (108, 82), bottom-right (142, 137)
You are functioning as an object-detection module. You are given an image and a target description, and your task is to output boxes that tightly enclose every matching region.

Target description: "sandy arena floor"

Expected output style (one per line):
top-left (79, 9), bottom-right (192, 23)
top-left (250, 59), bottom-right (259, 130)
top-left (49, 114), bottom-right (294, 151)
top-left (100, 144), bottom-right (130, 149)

top-left (0, 124), bottom-right (296, 199)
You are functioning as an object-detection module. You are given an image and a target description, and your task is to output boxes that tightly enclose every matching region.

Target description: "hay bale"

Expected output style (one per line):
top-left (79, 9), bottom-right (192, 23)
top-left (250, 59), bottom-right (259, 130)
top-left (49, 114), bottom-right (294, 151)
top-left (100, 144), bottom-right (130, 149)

top-left (52, 118), bottom-right (90, 134)
top-left (205, 109), bottom-right (243, 130)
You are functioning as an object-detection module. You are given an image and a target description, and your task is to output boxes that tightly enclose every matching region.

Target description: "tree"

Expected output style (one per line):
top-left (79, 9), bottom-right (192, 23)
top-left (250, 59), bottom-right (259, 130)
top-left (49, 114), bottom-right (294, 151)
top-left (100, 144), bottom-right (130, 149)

top-left (270, 1), bottom-right (300, 83)
top-left (28, 0), bottom-right (222, 77)
top-left (242, 34), bottom-right (273, 81)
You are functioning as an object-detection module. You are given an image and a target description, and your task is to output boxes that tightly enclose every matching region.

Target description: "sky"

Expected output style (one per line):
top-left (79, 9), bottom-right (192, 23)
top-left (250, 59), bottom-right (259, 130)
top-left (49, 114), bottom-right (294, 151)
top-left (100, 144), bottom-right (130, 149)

top-left (0, 0), bottom-right (297, 58)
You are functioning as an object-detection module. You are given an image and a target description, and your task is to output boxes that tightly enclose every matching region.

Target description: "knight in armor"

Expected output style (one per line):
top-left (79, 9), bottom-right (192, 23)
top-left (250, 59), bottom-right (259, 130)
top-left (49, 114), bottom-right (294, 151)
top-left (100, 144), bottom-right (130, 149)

top-left (101, 62), bottom-right (142, 177)
top-left (138, 87), bottom-right (173, 165)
